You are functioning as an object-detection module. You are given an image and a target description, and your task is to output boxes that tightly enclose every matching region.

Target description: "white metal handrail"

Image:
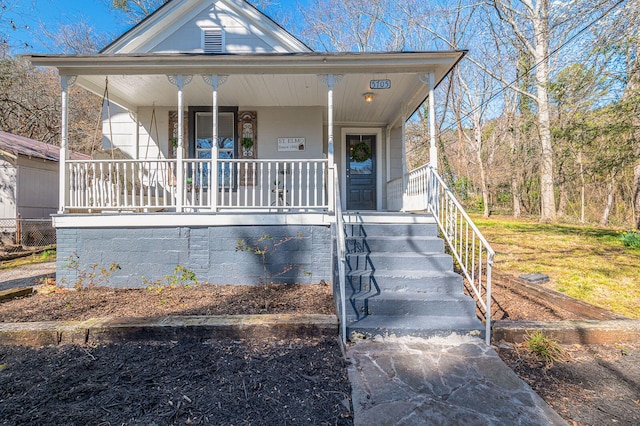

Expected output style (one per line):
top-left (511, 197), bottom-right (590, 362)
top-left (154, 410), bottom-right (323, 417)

top-left (333, 167), bottom-right (348, 345)
top-left (388, 164), bottom-right (495, 344)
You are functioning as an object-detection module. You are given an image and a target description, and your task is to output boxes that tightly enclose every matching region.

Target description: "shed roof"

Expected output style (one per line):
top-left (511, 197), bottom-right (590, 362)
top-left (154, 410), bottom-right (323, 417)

top-left (0, 131), bottom-right (90, 161)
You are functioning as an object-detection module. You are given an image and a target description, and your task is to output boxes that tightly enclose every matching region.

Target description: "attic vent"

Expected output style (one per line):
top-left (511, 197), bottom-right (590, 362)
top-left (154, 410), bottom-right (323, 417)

top-left (203, 28), bottom-right (224, 53)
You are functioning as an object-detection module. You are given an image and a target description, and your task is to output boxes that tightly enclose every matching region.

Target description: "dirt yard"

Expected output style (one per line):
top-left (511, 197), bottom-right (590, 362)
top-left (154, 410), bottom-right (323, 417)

top-left (1, 265), bottom-right (639, 425)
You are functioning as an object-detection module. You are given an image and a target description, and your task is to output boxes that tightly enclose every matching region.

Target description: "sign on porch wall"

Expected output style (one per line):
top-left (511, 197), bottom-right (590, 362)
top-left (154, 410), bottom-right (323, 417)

top-left (278, 137), bottom-right (305, 151)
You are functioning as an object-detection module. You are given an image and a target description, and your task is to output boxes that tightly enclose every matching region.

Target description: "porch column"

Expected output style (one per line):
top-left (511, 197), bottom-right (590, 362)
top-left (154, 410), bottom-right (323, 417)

top-left (319, 74), bottom-right (342, 210)
top-left (202, 75), bottom-right (228, 211)
top-left (401, 103), bottom-right (409, 211)
top-left (168, 75), bottom-right (192, 212)
top-left (428, 73), bottom-right (437, 170)
top-left (59, 75), bottom-right (76, 214)
top-left (419, 73), bottom-right (438, 170)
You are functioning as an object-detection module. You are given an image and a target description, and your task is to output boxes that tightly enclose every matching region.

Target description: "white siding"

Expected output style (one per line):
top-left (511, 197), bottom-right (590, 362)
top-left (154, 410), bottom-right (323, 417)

top-left (253, 107), bottom-right (324, 159)
top-left (102, 103), bottom-right (138, 158)
top-left (150, 3), bottom-right (277, 53)
top-left (0, 157), bottom-right (17, 218)
top-left (136, 106), bottom-right (171, 159)
top-left (389, 126), bottom-right (403, 181)
top-left (16, 157), bottom-right (58, 218)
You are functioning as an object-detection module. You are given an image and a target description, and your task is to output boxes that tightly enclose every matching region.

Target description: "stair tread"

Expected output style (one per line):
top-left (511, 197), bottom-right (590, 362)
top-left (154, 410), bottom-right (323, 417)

top-left (345, 235), bottom-right (441, 240)
top-left (346, 252), bottom-right (449, 258)
top-left (347, 269), bottom-right (460, 278)
top-left (348, 314), bottom-right (483, 330)
top-left (351, 291), bottom-right (473, 302)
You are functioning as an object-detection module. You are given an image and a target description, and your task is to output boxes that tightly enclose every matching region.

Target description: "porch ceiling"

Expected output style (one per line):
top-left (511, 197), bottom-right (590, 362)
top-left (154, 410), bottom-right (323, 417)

top-left (29, 51), bottom-right (466, 126)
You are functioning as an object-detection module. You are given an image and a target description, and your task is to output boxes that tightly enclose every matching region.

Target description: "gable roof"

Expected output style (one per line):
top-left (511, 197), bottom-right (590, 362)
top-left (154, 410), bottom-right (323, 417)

top-left (101, 0), bottom-right (312, 54)
top-left (0, 131), bottom-right (90, 162)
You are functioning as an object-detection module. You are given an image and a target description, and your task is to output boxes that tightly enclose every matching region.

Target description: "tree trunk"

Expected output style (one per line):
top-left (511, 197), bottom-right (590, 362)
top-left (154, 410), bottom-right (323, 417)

top-left (600, 174), bottom-right (616, 227)
top-left (475, 127), bottom-right (490, 218)
top-left (533, 7), bottom-right (557, 223)
top-left (511, 175), bottom-right (521, 218)
top-left (578, 151), bottom-right (586, 223)
top-left (557, 164), bottom-right (568, 218)
top-left (634, 162), bottom-right (640, 230)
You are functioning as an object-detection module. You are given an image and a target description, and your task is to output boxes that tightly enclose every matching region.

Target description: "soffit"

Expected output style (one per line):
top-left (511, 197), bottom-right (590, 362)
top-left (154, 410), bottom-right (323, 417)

top-left (29, 51), bottom-right (466, 126)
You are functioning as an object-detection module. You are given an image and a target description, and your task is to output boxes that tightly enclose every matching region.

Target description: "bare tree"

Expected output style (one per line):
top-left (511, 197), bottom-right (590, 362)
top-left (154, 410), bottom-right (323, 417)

top-left (0, 57), bottom-right (100, 153)
top-left (107, 0), bottom-right (169, 23)
top-left (488, 0), bottom-right (564, 222)
top-left (40, 18), bottom-right (109, 54)
top-left (301, 0), bottom-right (407, 51)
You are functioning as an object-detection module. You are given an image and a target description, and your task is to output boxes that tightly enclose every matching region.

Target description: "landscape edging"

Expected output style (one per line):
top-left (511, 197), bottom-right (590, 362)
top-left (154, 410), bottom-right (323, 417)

top-left (0, 314), bottom-right (338, 346)
top-left (492, 319), bottom-right (640, 344)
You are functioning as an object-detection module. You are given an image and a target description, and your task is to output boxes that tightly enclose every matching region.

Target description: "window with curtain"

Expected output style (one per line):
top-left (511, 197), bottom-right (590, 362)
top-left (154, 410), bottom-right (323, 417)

top-left (188, 107), bottom-right (238, 189)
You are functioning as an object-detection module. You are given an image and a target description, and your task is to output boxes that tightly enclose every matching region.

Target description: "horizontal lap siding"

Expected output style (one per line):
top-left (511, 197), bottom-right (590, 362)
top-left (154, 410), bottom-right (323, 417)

top-left (56, 225), bottom-right (331, 288)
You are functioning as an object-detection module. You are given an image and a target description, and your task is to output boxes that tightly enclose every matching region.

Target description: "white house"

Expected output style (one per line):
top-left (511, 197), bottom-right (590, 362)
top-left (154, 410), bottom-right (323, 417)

top-left (28, 0), bottom-right (493, 341)
top-left (0, 130), bottom-right (89, 219)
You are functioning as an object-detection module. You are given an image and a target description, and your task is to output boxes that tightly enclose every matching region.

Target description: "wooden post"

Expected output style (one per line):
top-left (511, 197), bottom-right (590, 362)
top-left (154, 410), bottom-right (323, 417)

top-left (15, 214), bottom-right (21, 246)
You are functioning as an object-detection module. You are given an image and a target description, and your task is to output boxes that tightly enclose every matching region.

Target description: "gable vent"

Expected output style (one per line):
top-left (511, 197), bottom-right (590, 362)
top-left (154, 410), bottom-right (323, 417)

top-left (203, 28), bottom-right (224, 54)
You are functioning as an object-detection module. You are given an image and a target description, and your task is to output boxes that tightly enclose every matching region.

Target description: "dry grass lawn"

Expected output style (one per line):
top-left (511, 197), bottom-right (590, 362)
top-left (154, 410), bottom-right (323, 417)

top-left (471, 215), bottom-right (640, 319)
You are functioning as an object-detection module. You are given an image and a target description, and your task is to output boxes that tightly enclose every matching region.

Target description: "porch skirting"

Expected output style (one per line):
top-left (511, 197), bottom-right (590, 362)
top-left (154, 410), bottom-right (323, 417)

top-left (55, 214), bottom-right (332, 288)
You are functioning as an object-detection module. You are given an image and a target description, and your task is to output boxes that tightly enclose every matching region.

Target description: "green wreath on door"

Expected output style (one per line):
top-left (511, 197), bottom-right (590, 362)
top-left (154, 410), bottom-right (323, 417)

top-left (351, 142), bottom-right (371, 162)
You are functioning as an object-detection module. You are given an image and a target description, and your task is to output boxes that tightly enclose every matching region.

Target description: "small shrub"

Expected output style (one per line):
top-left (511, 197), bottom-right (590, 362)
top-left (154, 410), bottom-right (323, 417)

top-left (40, 249), bottom-right (56, 261)
top-left (619, 231), bottom-right (640, 249)
top-left (144, 265), bottom-right (199, 293)
top-left (523, 330), bottom-right (564, 364)
top-left (235, 232), bottom-right (308, 284)
top-left (62, 253), bottom-right (121, 289)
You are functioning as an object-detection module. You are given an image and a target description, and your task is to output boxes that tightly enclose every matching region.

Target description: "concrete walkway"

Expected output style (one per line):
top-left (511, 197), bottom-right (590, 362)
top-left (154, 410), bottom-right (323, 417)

top-left (347, 335), bottom-right (567, 426)
top-left (0, 261), bottom-right (55, 291)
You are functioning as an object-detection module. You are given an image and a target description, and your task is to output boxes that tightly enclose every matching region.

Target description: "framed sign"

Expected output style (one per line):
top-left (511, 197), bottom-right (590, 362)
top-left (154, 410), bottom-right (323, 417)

top-left (278, 137), bottom-right (305, 151)
top-left (370, 79), bottom-right (391, 90)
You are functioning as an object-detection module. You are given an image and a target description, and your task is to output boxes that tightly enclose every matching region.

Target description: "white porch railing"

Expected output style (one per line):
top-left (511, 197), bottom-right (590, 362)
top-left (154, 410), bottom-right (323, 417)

top-left (386, 165), bottom-right (495, 344)
top-left (67, 159), bottom-right (178, 211)
top-left (65, 158), bottom-right (330, 212)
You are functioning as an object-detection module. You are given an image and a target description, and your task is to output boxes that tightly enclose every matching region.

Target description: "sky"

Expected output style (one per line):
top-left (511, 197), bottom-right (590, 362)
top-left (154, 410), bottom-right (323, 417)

top-left (4, 0), bottom-right (307, 55)
top-left (5, 0), bottom-right (130, 54)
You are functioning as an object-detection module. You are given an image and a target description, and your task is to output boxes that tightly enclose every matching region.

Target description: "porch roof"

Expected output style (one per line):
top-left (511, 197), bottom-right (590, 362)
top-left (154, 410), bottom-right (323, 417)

top-left (28, 50), bottom-right (466, 126)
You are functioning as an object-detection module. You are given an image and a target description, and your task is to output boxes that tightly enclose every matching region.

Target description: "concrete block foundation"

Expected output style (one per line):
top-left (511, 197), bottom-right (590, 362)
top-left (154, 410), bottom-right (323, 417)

top-left (56, 224), bottom-right (332, 288)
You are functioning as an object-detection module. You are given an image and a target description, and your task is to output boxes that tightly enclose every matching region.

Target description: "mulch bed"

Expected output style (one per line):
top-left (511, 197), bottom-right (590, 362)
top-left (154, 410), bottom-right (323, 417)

top-left (487, 273), bottom-right (640, 425)
top-left (0, 282), bottom-right (353, 425)
top-left (0, 337), bottom-right (352, 425)
top-left (0, 283), bottom-right (334, 323)
top-left (2, 272), bottom-right (640, 425)
top-left (497, 342), bottom-right (640, 426)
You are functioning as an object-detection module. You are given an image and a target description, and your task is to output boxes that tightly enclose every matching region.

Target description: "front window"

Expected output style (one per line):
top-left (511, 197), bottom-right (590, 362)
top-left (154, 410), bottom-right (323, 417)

top-left (189, 107), bottom-right (237, 189)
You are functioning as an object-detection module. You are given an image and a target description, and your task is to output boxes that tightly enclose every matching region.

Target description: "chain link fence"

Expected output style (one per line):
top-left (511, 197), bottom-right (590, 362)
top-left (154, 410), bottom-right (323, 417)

top-left (0, 218), bottom-right (56, 250)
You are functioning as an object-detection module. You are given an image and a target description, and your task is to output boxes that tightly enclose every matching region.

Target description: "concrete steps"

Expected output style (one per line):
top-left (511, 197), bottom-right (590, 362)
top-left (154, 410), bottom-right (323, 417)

top-left (342, 212), bottom-right (483, 339)
top-left (348, 315), bottom-right (483, 339)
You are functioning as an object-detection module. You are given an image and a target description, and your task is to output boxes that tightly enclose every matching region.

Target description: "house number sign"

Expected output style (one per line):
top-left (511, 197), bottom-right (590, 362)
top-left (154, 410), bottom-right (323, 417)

top-left (278, 137), bottom-right (306, 151)
top-left (370, 79), bottom-right (391, 89)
